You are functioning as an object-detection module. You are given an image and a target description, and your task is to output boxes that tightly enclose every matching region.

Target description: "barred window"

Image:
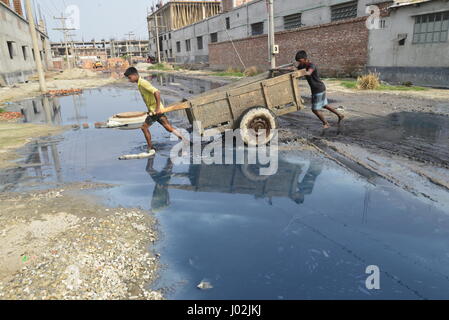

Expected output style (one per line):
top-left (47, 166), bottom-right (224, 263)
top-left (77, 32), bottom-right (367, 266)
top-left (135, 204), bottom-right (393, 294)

top-left (197, 36), bottom-right (203, 50)
top-left (210, 32), bottom-right (218, 43)
top-left (251, 22), bottom-right (264, 36)
top-left (413, 11), bottom-right (449, 44)
top-left (284, 13), bottom-right (302, 30)
top-left (185, 39), bottom-right (191, 52)
top-left (176, 41), bottom-right (181, 53)
top-left (331, 1), bottom-right (358, 22)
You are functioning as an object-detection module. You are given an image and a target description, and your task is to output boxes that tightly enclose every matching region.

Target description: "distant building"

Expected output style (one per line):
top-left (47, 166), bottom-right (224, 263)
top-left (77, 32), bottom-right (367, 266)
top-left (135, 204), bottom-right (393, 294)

top-left (50, 39), bottom-right (150, 67)
top-left (147, 0), bottom-right (222, 62)
top-left (0, 0), bottom-right (52, 85)
top-left (367, 0), bottom-right (449, 87)
top-left (147, 0), bottom-right (449, 87)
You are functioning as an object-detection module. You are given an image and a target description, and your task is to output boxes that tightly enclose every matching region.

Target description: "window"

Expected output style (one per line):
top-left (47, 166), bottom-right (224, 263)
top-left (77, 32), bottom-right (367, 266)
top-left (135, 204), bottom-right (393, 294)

top-left (284, 13), bottom-right (302, 30)
top-left (176, 41), bottom-right (181, 53)
top-left (169, 33), bottom-right (171, 40)
top-left (32, 48), bottom-right (35, 60)
top-left (210, 32), bottom-right (218, 43)
top-left (197, 36), bottom-right (203, 50)
top-left (413, 11), bottom-right (449, 44)
top-left (331, 1), bottom-right (358, 22)
top-left (251, 22), bottom-right (264, 36)
top-left (22, 46), bottom-right (27, 60)
top-left (7, 41), bottom-right (14, 59)
top-left (186, 39), bottom-right (191, 52)
top-left (225, 17), bottom-right (230, 29)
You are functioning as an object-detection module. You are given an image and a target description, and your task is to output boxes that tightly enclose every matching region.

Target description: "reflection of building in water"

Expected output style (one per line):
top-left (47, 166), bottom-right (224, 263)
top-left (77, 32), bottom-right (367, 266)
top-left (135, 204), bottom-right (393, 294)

top-left (10, 96), bottom-right (62, 125)
top-left (145, 157), bottom-right (324, 212)
top-left (0, 95), bottom-right (63, 191)
top-left (0, 137), bottom-right (63, 192)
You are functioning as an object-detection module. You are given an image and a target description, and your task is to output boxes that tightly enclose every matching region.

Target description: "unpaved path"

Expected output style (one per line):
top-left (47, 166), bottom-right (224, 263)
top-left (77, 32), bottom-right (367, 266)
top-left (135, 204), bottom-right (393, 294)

top-left (0, 183), bottom-right (162, 300)
top-left (279, 81), bottom-right (449, 210)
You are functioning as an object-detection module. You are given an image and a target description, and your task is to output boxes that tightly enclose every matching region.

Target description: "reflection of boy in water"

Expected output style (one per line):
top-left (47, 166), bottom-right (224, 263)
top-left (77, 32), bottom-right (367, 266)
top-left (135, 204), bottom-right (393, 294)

top-left (146, 158), bottom-right (174, 213)
top-left (290, 162), bottom-right (323, 204)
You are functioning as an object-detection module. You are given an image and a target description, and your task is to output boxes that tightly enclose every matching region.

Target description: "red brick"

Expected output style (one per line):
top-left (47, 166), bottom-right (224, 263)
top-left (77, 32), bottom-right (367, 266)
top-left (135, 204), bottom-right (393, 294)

top-left (209, 17), bottom-right (369, 77)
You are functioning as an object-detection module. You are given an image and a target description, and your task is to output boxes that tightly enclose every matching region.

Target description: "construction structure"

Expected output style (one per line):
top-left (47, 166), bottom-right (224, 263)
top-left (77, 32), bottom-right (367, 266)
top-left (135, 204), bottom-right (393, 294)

top-left (147, 0), bottom-right (222, 62)
top-left (50, 39), bottom-right (150, 68)
top-left (0, 0), bottom-right (52, 85)
top-left (147, 0), bottom-right (449, 87)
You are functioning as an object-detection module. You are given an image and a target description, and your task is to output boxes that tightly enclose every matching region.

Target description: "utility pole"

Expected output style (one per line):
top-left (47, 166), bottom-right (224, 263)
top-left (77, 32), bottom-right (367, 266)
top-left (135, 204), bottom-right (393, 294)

top-left (154, 15), bottom-right (161, 63)
top-left (124, 31), bottom-right (135, 60)
top-left (25, 0), bottom-right (47, 93)
top-left (53, 15), bottom-right (76, 69)
top-left (267, 0), bottom-right (276, 69)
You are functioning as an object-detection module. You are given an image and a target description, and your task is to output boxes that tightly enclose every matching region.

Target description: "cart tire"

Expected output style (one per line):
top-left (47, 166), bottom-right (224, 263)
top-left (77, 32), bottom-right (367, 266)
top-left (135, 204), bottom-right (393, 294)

top-left (239, 107), bottom-right (277, 146)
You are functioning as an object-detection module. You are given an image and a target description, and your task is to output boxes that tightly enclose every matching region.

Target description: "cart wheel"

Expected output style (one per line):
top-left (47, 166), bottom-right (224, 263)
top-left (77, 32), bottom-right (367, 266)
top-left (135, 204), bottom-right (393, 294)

top-left (239, 107), bottom-right (278, 146)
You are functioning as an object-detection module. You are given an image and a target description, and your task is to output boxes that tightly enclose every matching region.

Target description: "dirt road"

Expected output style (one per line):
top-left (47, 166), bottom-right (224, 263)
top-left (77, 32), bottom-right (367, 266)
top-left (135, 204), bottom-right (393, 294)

top-left (279, 81), bottom-right (449, 210)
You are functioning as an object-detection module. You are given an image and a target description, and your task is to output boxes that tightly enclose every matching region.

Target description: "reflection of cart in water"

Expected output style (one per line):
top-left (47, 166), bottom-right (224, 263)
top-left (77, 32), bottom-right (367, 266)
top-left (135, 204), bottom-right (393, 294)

top-left (146, 157), bottom-right (323, 211)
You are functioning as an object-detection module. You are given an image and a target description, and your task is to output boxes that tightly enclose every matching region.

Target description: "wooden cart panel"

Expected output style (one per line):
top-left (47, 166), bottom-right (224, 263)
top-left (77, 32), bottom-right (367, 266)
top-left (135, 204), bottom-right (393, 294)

top-left (185, 70), bottom-right (306, 134)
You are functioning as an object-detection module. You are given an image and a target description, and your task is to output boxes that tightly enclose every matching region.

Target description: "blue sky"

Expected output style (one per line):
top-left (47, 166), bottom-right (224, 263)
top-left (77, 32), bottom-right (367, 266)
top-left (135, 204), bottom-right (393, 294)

top-left (35, 0), bottom-right (154, 42)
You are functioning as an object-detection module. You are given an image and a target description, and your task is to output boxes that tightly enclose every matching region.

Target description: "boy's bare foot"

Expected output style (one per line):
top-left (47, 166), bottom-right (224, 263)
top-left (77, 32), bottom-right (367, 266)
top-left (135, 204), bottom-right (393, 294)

top-left (338, 115), bottom-right (345, 124)
top-left (323, 123), bottom-right (331, 129)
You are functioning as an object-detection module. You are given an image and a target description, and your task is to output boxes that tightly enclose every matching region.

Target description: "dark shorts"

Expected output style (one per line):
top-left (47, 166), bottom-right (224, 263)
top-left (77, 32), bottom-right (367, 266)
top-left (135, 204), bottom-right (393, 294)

top-left (145, 113), bottom-right (167, 125)
top-left (311, 91), bottom-right (328, 111)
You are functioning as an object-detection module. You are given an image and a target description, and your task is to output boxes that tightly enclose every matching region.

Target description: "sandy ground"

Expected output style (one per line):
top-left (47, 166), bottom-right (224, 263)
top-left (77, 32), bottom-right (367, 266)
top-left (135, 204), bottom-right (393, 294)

top-left (0, 69), bottom-right (119, 105)
top-left (278, 80), bottom-right (449, 210)
top-left (0, 123), bottom-right (64, 169)
top-left (0, 183), bottom-right (162, 300)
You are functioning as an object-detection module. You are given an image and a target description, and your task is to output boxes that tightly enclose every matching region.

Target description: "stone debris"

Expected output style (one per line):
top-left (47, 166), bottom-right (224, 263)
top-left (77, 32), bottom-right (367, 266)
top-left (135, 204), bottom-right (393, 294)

top-left (0, 185), bottom-right (163, 300)
top-left (197, 280), bottom-right (213, 290)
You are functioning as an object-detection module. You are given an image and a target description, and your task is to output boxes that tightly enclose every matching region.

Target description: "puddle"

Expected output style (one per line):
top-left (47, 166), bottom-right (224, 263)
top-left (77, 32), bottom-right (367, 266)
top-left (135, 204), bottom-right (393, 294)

top-left (1, 75), bottom-right (449, 299)
top-left (388, 111), bottom-right (449, 142)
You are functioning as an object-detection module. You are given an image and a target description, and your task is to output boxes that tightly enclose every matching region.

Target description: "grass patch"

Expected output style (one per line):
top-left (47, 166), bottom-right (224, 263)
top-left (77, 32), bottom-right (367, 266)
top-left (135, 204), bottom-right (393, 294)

top-left (0, 108), bottom-right (5, 113)
top-left (214, 71), bottom-right (245, 77)
top-left (147, 63), bottom-right (173, 71)
top-left (340, 80), bottom-right (428, 91)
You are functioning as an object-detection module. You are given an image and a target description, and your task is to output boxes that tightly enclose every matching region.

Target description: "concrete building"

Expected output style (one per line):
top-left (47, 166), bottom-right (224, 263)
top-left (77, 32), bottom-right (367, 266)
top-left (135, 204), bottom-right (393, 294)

top-left (147, 0), bottom-right (449, 87)
top-left (51, 39), bottom-right (150, 62)
top-left (0, 0), bottom-right (52, 85)
top-left (367, 0), bottom-right (449, 87)
top-left (147, 0), bottom-right (222, 62)
top-left (148, 0), bottom-right (374, 64)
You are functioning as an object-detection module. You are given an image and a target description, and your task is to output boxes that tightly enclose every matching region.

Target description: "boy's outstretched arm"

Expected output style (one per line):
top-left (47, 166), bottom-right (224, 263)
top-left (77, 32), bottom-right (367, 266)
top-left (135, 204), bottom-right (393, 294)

top-left (154, 91), bottom-right (162, 114)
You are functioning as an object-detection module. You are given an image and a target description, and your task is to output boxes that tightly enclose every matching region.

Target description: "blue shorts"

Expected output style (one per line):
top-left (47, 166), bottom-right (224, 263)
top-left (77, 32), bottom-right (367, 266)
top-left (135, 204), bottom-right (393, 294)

top-left (311, 92), bottom-right (328, 111)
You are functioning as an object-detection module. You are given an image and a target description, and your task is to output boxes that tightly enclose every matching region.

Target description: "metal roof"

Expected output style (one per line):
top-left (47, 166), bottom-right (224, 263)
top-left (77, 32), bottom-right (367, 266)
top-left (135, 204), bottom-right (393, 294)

top-left (389, 0), bottom-right (434, 8)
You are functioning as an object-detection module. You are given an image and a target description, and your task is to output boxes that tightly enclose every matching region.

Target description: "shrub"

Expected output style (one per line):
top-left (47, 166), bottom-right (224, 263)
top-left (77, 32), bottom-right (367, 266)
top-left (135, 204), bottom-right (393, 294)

top-left (244, 66), bottom-right (259, 77)
top-left (356, 72), bottom-right (380, 90)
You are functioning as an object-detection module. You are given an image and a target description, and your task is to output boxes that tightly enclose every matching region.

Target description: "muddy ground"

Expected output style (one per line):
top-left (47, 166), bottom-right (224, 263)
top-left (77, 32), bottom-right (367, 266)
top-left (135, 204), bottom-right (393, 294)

top-left (279, 81), bottom-right (449, 210)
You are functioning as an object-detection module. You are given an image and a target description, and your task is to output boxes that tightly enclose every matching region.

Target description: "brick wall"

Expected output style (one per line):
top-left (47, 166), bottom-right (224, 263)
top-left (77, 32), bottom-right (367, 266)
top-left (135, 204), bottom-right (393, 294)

top-left (209, 17), bottom-right (369, 77)
top-left (13, 0), bottom-right (22, 16)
